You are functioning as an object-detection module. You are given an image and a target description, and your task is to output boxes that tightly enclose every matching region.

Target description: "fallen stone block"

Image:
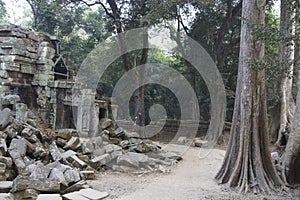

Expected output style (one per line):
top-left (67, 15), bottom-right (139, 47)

top-left (64, 168), bottom-right (81, 184)
top-left (15, 103), bottom-right (28, 122)
top-left (49, 168), bottom-right (66, 184)
top-left (100, 118), bottom-right (112, 129)
top-left (90, 153), bottom-right (111, 167)
top-left (64, 137), bottom-right (80, 150)
top-left (62, 180), bottom-right (88, 194)
top-left (93, 148), bottom-right (106, 157)
top-left (78, 155), bottom-right (90, 162)
top-left (29, 163), bottom-right (51, 179)
top-left (194, 139), bottom-right (208, 147)
top-left (56, 129), bottom-right (73, 140)
top-left (3, 125), bottom-right (18, 139)
top-left (158, 152), bottom-right (181, 161)
top-left (0, 138), bottom-right (7, 156)
top-left (0, 108), bottom-right (12, 131)
top-left (37, 194), bottom-right (62, 200)
top-left (46, 161), bottom-right (72, 173)
top-left (11, 176), bottom-right (61, 193)
top-left (69, 155), bottom-right (87, 169)
top-left (56, 138), bottom-right (67, 147)
top-left (79, 188), bottom-right (109, 200)
top-left (0, 156), bottom-right (12, 167)
top-left (21, 127), bottom-right (33, 137)
top-left (8, 138), bottom-right (27, 157)
top-left (1, 95), bottom-right (20, 106)
top-left (32, 142), bottom-right (47, 158)
top-left (61, 150), bottom-right (77, 159)
top-left (103, 144), bottom-right (122, 154)
top-left (0, 193), bottom-right (13, 200)
top-left (23, 188), bottom-right (39, 199)
top-left (125, 132), bottom-right (140, 139)
top-left (92, 136), bottom-right (103, 149)
top-left (0, 162), bottom-right (6, 174)
top-left (63, 191), bottom-right (90, 200)
top-left (116, 153), bottom-right (142, 168)
top-left (80, 171), bottom-right (95, 180)
top-left (49, 141), bottom-right (62, 161)
top-left (0, 181), bottom-right (12, 193)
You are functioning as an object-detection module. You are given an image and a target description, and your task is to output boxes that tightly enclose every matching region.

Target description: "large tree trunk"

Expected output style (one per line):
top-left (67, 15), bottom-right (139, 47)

top-left (283, 72), bottom-right (300, 185)
top-left (283, 2), bottom-right (300, 184)
top-left (215, 0), bottom-right (284, 194)
top-left (276, 0), bottom-right (296, 146)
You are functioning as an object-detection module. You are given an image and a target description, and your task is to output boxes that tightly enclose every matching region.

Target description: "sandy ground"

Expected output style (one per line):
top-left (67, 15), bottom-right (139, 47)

top-left (88, 145), bottom-right (300, 200)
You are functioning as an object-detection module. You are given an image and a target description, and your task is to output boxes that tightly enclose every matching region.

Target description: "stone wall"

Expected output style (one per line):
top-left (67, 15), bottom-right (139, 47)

top-left (0, 24), bottom-right (109, 137)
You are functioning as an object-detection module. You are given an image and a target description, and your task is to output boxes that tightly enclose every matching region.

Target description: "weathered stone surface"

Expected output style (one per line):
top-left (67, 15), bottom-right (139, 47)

top-left (12, 176), bottom-right (61, 192)
top-left (1, 95), bottom-right (20, 106)
top-left (79, 171), bottom-right (95, 180)
top-left (21, 127), bottom-right (32, 137)
top-left (103, 144), bottom-right (122, 154)
top-left (193, 139), bottom-right (208, 147)
top-left (69, 155), bottom-right (87, 169)
top-left (92, 136), bottom-right (103, 149)
top-left (0, 138), bottom-right (7, 155)
top-left (0, 108), bottom-right (12, 130)
top-left (0, 156), bottom-right (12, 167)
top-left (49, 141), bottom-right (62, 161)
top-left (64, 137), bottom-right (80, 150)
top-left (0, 193), bottom-right (14, 200)
top-left (0, 162), bottom-right (6, 174)
top-left (15, 103), bottom-right (28, 122)
top-left (117, 153), bottom-right (143, 168)
top-left (32, 142), bottom-right (47, 158)
top-left (29, 163), bottom-right (51, 179)
top-left (8, 138), bottom-right (27, 156)
top-left (57, 129), bottom-right (73, 140)
top-left (49, 168), bottom-right (66, 184)
top-left (8, 138), bottom-right (27, 172)
top-left (46, 161), bottom-right (72, 173)
top-left (56, 138), bottom-right (67, 146)
top-left (93, 148), bottom-right (105, 157)
top-left (63, 191), bottom-right (90, 200)
top-left (37, 194), bottom-right (62, 200)
top-left (125, 132), bottom-right (140, 138)
top-left (100, 118), bottom-right (112, 129)
top-left (61, 150), bottom-right (77, 159)
top-left (158, 152), bottom-right (181, 161)
top-left (62, 180), bottom-right (87, 194)
top-left (90, 154), bottom-right (111, 166)
top-left (64, 168), bottom-right (81, 184)
top-left (79, 188), bottom-right (109, 200)
top-left (23, 188), bottom-right (39, 199)
top-left (81, 142), bottom-right (94, 154)
top-left (0, 181), bottom-right (12, 193)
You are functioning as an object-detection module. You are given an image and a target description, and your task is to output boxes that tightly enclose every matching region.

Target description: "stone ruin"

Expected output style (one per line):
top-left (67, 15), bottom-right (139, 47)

top-left (0, 25), bottom-right (182, 199)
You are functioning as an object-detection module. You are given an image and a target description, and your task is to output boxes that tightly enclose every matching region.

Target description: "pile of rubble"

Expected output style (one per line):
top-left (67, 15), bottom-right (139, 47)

top-left (0, 95), bottom-right (181, 199)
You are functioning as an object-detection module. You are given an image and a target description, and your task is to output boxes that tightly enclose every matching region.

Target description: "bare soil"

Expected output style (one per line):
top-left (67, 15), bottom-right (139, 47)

top-left (88, 145), bottom-right (300, 200)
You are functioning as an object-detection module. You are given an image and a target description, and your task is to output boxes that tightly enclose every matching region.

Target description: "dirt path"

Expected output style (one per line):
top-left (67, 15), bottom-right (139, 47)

top-left (88, 145), bottom-right (299, 200)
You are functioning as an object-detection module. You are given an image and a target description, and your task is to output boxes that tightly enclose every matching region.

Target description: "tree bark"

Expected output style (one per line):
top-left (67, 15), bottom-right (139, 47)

top-left (282, 2), bottom-right (300, 184)
top-left (283, 71), bottom-right (300, 185)
top-left (215, 0), bottom-right (285, 194)
top-left (276, 0), bottom-right (296, 146)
